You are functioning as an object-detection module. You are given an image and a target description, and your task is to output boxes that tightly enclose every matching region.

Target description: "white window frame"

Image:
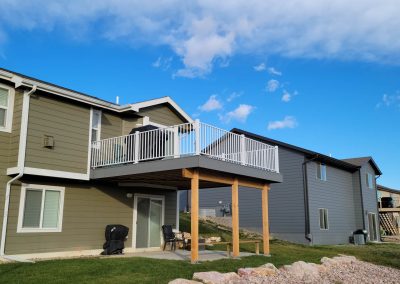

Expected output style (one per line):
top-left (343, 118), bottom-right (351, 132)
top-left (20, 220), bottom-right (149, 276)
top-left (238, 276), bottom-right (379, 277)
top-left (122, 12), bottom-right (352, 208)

top-left (0, 83), bottom-right (15, 133)
top-left (90, 109), bottom-right (102, 142)
top-left (366, 173), bottom-right (374, 189)
top-left (319, 208), bottom-right (329, 230)
top-left (317, 163), bottom-right (327, 181)
top-left (17, 184), bottom-right (65, 233)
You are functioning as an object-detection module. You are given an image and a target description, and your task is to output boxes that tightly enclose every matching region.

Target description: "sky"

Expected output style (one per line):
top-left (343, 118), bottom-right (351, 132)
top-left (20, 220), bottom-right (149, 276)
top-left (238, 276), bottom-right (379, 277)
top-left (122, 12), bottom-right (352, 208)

top-left (0, 1), bottom-right (399, 188)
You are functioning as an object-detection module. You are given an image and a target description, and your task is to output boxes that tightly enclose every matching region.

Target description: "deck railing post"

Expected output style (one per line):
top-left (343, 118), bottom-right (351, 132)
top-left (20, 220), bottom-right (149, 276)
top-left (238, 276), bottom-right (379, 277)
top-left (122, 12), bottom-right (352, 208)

top-left (274, 146), bottom-right (279, 173)
top-left (134, 131), bottom-right (140, 163)
top-left (240, 134), bottom-right (246, 165)
top-left (194, 119), bottom-right (201, 155)
top-left (173, 125), bottom-right (180, 158)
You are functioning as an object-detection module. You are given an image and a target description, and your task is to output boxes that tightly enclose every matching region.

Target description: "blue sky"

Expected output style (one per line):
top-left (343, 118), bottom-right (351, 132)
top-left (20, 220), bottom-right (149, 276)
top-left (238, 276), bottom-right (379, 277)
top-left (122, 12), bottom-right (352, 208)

top-left (0, 1), bottom-right (399, 188)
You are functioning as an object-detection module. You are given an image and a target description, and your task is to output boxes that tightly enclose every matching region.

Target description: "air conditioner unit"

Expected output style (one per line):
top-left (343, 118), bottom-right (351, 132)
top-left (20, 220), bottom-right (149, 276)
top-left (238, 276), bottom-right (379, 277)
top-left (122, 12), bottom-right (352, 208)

top-left (43, 135), bottom-right (55, 148)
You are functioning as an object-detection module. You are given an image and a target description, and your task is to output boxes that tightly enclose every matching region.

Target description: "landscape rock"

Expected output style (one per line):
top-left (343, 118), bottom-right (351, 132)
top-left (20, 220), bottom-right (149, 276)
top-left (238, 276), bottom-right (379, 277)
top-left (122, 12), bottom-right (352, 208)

top-left (168, 278), bottom-right (202, 284)
top-left (238, 263), bottom-right (278, 277)
top-left (282, 261), bottom-right (321, 282)
top-left (193, 271), bottom-right (240, 284)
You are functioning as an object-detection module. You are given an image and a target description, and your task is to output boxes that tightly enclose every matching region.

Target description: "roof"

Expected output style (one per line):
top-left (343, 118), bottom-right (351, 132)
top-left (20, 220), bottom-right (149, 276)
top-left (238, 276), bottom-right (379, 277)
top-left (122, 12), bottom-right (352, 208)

top-left (231, 128), bottom-right (368, 173)
top-left (378, 184), bottom-right (400, 194)
top-left (0, 67), bottom-right (193, 123)
top-left (341, 157), bottom-right (382, 175)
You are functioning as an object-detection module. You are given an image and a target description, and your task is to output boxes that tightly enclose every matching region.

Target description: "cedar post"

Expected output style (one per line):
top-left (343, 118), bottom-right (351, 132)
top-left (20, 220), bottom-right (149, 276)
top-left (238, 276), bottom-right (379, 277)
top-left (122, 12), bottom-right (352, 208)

top-left (232, 177), bottom-right (240, 257)
top-left (191, 169), bottom-right (199, 263)
top-left (262, 184), bottom-right (270, 256)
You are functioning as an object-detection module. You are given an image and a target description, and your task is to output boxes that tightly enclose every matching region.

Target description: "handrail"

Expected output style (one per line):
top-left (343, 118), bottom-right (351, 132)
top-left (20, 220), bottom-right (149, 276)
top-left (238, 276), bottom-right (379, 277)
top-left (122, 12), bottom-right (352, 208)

top-left (91, 120), bottom-right (279, 173)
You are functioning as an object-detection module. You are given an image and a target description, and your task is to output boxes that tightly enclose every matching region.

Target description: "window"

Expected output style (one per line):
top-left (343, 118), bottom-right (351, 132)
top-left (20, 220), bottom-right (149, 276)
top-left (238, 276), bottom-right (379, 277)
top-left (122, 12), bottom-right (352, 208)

top-left (366, 173), bottom-right (374, 189)
top-left (0, 85), bottom-right (14, 133)
top-left (319, 208), bottom-right (329, 230)
top-left (317, 163), bottom-right (327, 181)
top-left (91, 109), bottom-right (101, 142)
top-left (17, 184), bottom-right (65, 233)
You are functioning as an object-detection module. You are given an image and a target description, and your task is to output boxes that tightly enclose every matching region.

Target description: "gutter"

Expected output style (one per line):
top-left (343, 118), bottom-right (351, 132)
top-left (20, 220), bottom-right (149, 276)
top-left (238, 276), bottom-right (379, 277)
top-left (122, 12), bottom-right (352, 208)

top-left (0, 85), bottom-right (36, 256)
top-left (302, 155), bottom-right (319, 244)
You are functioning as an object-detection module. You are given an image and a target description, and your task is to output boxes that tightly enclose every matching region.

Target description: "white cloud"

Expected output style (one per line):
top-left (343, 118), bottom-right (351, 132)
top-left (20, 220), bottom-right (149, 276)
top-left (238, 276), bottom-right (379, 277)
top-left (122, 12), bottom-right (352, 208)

top-left (152, 56), bottom-right (172, 70)
top-left (253, 63), bottom-right (266, 72)
top-left (1, 1), bottom-right (400, 77)
top-left (267, 116), bottom-right (298, 130)
top-left (199, 95), bottom-right (223, 112)
top-left (220, 104), bottom-right (254, 123)
top-left (281, 91), bottom-right (291, 102)
top-left (268, 67), bottom-right (282, 76)
top-left (226, 91), bottom-right (242, 102)
top-left (266, 79), bottom-right (279, 92)
top-left (376, 93), bottom-right (400, 108)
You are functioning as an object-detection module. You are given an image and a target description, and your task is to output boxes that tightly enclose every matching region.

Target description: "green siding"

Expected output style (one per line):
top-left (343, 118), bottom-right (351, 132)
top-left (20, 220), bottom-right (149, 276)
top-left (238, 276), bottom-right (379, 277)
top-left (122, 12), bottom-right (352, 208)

top-left (101, 111), bottom-right (122, 139)
top-left (25, 93), bottom-right (90, 174)
top-left (138, 104), bottom-right (185, 126)
top-left (5, 178), bottom-right (177, 255)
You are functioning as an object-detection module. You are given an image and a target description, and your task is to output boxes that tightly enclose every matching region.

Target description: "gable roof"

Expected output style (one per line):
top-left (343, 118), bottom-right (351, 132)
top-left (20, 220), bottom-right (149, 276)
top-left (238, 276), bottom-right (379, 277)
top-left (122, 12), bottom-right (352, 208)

top-left (231, 128), bottom-right (365, 173)
top-left (341, 157), bottom-right (382, 175)
top-left (0, 67), bottom-right (192, 123)
top-left (377, 184), bottom-right (400, 194)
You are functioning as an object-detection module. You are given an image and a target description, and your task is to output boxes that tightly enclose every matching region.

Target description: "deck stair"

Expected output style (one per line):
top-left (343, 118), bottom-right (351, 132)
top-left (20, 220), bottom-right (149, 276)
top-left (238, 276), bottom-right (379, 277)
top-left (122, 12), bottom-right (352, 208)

top-left (379, 212), bottom-right (398, 235)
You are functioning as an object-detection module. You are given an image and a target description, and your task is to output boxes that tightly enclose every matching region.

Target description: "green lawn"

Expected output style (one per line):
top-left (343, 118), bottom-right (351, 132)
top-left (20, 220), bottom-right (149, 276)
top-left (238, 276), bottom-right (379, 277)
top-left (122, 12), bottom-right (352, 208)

top-left (0, 214), bottom-right (399, 284)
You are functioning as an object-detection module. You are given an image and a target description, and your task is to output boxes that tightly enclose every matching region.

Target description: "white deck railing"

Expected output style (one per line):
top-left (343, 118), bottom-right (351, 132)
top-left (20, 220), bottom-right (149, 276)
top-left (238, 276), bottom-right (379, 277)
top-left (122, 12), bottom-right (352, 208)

top-left (91, 120), bottom-right (279, 173)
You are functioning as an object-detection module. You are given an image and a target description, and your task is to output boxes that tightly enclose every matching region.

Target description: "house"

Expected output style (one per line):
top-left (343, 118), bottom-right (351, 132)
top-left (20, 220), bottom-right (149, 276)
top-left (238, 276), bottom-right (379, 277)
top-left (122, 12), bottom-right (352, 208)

top-left (187, 129), bottom-right (382, 245)
top-left (377, 184), bottom-right (400, 235)
top-left (0, 68), bottom-right (282, 263)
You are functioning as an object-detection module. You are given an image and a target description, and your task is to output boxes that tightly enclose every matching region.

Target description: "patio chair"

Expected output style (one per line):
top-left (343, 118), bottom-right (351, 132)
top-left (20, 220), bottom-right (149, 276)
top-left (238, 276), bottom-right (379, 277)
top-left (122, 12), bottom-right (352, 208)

top-left (162, 225), bottom-right (179, 251)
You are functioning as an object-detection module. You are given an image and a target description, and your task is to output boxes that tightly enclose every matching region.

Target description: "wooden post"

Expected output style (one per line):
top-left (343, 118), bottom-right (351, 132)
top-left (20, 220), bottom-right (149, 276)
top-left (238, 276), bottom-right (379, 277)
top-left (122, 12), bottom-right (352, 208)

top-left (191, 169), bottom-right (199, 263)
top-left (232, 177), bottom-right (240, 258)
top-left (262, 184), bottom-right (270, 256)
top-left (255, 242), bottom-right (260, 255)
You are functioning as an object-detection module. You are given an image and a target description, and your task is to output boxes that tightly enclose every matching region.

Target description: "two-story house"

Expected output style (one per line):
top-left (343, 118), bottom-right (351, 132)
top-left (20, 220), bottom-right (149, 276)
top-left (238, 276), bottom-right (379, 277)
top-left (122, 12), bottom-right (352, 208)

top-left (189, 129), bottom-right (382, 245)
top-left (0, 68), bottom-right (282, 262)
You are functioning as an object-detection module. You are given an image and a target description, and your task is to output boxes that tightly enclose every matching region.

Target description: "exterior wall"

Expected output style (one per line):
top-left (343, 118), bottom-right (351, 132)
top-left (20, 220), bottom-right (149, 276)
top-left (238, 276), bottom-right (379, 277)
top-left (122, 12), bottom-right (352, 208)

top-left (352, 172), bottom-right (364, 229)
top-left (307, 162), bottom-right (357, 245)
top-left (8, 89), bottom-right (23, 168)
top-left (25, 92), bottom-right (90, 174)
top-left (138, 104), bottom-right (185, 126)
top-left (5, 177), bottom-right (177, 255)
top-left (101, 111), bottom-right (122, 139)
top-left (122, 116), bottom-right (141, 135)
top-left (196, 147), bottom-right (307, 244)
top-left (359, 163), bottom-right (379, 240)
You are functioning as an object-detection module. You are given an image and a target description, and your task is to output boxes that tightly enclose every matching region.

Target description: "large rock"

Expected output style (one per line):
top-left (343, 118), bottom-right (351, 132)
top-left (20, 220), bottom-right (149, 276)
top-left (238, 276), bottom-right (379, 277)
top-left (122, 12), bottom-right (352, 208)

top-left (321, 255), bottom-right (357, 267)
top-left (193, 271), bottom-right (240, 284)
top-left (282, 261), bottom-right (322, 282)
top-left (168, 279), bottom-right (202, 284)
top-left (238, 263), bottom-right (278, 277)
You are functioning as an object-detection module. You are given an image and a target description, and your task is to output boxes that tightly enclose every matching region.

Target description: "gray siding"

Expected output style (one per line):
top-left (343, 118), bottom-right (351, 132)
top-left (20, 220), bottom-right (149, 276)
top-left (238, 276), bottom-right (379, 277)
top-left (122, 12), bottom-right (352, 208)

top-left (359, 163), bottom-right (379, 240)
top-left (307, 162), bottom-right (357, 245)
top-left (197, 147), bottom-right (307, 244)
top-left (5, 177), bottom-right (177, 255)
top-left (138, 104), bottom-right (185, 126)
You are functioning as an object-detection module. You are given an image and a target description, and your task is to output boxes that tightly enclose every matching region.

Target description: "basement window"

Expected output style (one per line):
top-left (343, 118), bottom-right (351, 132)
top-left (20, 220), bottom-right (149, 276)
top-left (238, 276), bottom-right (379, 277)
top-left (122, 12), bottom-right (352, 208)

top-left (319, 208), bottom-right (329, 230)
top-left (17, 184), bottom-right (65, 233)
top-left (317, 163), bottom-right (327, 181)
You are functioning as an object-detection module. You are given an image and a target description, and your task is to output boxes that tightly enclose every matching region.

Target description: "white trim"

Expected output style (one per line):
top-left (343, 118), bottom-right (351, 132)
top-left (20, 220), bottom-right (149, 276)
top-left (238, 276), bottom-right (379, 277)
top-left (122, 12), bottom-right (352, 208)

top-left (131, 97), bottom-right (193, 123)
top-left (118, 182), bottom-right (178, 190)
top-left (17, 184), bottom-right (65, 233)
top-left (141, 116), bottom-right (167, 128)
top-left (176, 191), bottom-right (180, 231)
top-left (0, 83), bottom-right (15, 133)
top-left (7, 167), bottom-right (89, 180)
top-left (318, 208), bottom-right (329, 230)
top-left (87, 108), bottom-right (93, 175)
top-left (132, 194), bottom-right (165, 249)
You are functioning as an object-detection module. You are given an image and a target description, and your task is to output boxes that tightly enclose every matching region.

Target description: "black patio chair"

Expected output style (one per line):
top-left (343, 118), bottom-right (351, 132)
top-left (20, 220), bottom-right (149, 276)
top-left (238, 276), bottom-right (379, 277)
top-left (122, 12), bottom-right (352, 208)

top-left (162, 225), bottom-right (179, 251)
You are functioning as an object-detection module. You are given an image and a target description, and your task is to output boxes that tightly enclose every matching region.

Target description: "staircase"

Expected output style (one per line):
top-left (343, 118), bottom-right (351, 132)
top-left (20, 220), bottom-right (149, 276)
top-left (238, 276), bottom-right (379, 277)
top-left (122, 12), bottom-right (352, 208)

top-left (379, 212), bottom-right (398, 235)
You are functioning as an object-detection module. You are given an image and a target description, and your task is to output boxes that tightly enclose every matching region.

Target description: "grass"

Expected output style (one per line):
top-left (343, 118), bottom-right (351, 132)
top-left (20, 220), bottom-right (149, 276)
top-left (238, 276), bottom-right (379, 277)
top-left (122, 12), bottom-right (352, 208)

top-left (0, 214), bottom-right (399, 284)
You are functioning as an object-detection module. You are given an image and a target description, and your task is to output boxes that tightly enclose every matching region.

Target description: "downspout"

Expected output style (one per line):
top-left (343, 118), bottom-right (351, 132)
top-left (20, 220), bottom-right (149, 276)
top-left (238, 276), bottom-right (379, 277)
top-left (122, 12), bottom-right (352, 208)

top-left (375, 174), bottom-right (382, 242)
top-left (302, 155), bottom-right (319, 244)
top-left (0, 85), bottom-right (36, 256)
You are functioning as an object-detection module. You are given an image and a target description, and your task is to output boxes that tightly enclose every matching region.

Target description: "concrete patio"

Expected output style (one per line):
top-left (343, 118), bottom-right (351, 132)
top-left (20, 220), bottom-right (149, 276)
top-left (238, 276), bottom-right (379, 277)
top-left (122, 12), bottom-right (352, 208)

top-left (103, 250), bottom-right (257, 262)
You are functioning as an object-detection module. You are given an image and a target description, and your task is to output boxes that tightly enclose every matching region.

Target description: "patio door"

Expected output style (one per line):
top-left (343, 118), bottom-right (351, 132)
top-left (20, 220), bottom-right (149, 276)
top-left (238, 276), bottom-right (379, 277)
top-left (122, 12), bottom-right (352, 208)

top-left (368, 212), bottom-right (378, 241)
top-left (133, 194), bottom-right (165, 249)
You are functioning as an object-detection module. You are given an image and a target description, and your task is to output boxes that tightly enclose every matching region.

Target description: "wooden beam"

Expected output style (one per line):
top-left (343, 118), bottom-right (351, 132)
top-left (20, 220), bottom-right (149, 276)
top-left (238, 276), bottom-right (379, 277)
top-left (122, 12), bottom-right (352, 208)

top-left (182, 168), bottom-right (265, 189)
top-left (190, 169), bottom-right (199, 263)
top-left (232, 177), bottom-right (240, 258)
top-left (262, 184), bottom-right (270, 256)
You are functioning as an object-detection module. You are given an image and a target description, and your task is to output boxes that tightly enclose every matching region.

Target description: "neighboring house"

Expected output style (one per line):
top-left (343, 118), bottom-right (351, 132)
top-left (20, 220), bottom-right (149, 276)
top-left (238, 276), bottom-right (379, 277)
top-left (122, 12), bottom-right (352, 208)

top-left (0, 68), bottom-right (281, 261)
top-left (186, 129), bottom-right (382, 245)
top-left (377, 184), bottom-right (400, 235)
